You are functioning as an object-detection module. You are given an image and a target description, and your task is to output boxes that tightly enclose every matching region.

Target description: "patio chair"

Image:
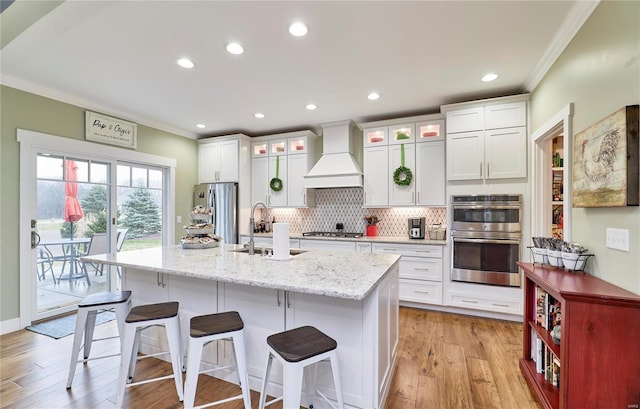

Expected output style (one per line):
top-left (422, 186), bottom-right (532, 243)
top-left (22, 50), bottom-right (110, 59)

top-left (115, 228), bottom-right (129, 278)
top-left (77, 232), bottom-right (107, 277)
top-left (37, 246), bottom-right (57, 284)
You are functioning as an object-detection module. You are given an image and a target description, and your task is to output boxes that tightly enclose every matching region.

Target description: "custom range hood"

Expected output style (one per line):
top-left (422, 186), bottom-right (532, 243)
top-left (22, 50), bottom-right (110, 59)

top-left (304, 120), bottom-right (363, 188)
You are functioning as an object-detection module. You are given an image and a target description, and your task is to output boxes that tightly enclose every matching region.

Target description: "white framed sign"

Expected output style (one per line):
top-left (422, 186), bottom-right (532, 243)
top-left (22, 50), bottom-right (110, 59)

top-left (85, 111), bottom-right (137, 149)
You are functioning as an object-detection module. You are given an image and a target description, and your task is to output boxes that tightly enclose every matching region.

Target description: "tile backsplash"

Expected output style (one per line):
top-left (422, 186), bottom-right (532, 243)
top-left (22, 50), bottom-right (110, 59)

top-left (264, 188), bottom-right (446, 236)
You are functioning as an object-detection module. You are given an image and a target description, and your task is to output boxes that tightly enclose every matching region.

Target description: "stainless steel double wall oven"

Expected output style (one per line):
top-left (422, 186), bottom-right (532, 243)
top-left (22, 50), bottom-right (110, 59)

top-left (450, 194), bottom-right (523, 287)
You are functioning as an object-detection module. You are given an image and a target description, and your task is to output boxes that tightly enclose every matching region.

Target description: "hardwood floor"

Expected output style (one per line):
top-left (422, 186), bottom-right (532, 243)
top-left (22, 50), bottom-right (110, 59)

top-left (0, 307), bottom-right (540, 409)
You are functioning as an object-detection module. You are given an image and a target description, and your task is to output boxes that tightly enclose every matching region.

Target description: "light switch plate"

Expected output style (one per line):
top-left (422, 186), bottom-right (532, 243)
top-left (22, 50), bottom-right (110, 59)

top-left (177, 215), bottom-right (182, 223)
top-left (606, 228), bottom-right (629, 251)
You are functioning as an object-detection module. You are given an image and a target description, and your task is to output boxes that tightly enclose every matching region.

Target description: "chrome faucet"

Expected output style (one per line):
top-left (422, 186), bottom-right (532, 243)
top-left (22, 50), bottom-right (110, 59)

top-left (248, 201), bottom-right (269, 255)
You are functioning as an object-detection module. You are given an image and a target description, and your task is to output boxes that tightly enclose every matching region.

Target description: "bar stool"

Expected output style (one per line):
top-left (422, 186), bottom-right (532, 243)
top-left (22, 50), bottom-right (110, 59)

top-left (115, 301), bottom-right (183, 409)
top-left (66, 290), bottom-right (132, 388)
top-left (184, 311), bottom-right (251, 409)
top-left (258, 326), bottom-right (344, 409)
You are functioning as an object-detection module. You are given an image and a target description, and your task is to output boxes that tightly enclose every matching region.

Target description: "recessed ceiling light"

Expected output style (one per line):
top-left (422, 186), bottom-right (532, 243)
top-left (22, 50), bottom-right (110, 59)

top-left (481, 73), bottom-right (498, 82)
top-left (368, 92), bottom-right (380, 100)
top-left (226, 42), bottom-right (244, 55)
top-left (196, 123), bottom-right (206, 129)
top-left (177, 58), bottom-right (195, 68)
top-left (306, 104), bottom-right (317, 110)
top-left (254, 113), bottom-right (265, 118)
top-left (289, 22), bottom-right (308, 37)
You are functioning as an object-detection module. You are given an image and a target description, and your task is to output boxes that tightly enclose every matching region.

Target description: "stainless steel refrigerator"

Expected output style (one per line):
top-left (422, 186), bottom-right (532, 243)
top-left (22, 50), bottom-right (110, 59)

top-left (193, 183), bottom-right (238, 244)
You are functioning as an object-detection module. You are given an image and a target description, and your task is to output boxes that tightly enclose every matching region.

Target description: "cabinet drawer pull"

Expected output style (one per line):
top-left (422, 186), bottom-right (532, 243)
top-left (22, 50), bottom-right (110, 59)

top-left (414, 290), bottom-right (430, 294)
top-left (492, 303), bottom-right (510, 308)
top-left (276, 289), bottom-right (281, 306)
top-left (414, 268), bottom-right (431, 272)
top-left (462, 299), bottom-right (478, 304)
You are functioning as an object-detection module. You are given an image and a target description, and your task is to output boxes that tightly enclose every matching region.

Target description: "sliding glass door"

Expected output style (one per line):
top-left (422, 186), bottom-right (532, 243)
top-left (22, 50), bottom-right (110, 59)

top-left (35, 154), bottom-right (113, 316)
top-left (19, 129), bottom-right (176, 325)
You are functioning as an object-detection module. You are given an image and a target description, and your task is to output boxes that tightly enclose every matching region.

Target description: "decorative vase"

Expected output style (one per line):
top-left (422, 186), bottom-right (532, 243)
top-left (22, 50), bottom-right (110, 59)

top-left (366, 225), bottom-right (377, 236)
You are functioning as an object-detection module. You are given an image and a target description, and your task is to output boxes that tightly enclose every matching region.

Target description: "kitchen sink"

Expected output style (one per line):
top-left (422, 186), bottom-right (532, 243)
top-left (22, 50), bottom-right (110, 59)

top-left (230, 247), bottom-right (306, 256)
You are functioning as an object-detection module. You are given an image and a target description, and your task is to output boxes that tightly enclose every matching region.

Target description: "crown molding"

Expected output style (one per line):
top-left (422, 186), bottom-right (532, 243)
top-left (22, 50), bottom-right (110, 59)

top-left (525, 0), bottom-right (600, 92)
top-left (0, 74), bottom-right (198, 140)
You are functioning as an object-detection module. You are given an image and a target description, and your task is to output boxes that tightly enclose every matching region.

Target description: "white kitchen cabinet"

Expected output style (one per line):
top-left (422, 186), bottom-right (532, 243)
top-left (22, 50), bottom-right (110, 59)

top-left (484, 127), bottom-right (527, 179)
top-left (287, 153), bottom-right (314, 207)
top-left (361, 114), bottom-right (445, 208)
top-left (250, 131), bottom-right (317, 208)
top-left (251, 156), bottom-right (269, 205)
top-left (446, 106), bottom-right (484, 133)
top-left (485, 101), bottom-right (526, 129)
top-left (268, 155), bottom-right (287, 207)
top-left (446, 290), bottom-right (522, 315)
top-left (372, 243), bottom-right (443, 305)
top-left (356, 242), bottom-right (372, 253)
top-left (415, 140), bottom-right (446, 206)
top-left (388, 143), bottom-right (415, 206)
top-left (363, 146), bottom-right (389, 207)
top-left (198, 138), bottom-right (239, 183)
top-left (446, 131), bottom-right (483, 180)
top-left (444, 98), bottom-right (528, 182)
top-left (298, 239), bottom-right (357, 252)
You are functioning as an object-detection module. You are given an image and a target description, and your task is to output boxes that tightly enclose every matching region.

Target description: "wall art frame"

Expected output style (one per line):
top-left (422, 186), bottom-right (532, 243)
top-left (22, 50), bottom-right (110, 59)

top-left (572, 105), bottom-right (638, 207)
top-left (85, 111), bottom-right (137, 149)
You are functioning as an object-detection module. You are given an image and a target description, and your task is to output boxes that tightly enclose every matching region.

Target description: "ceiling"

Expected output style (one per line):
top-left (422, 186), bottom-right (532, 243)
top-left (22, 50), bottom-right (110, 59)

top-left (1, 1), bottom-right (587, 139)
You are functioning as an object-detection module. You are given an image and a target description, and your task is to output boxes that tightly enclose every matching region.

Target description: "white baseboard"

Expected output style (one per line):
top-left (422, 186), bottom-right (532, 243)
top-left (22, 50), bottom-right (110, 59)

top-left (0, 318), bottom-right (22, 335)
top-left (400, 301), bottom-right (523, 322)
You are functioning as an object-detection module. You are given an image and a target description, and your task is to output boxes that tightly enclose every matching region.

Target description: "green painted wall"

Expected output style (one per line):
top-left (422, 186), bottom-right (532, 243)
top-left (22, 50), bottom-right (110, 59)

top-left (531, 1), bottom-right (640, 293)
top-left (0, 85), bottom-right (198, 322)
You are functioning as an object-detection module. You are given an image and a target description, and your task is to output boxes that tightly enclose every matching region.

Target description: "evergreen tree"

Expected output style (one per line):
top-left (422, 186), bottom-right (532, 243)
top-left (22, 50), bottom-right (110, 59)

top-left (121, 188), bottom-right (161, 238)
top-left (60, 221), bottom-right (78, 238)
top-left (81, 185), bottom-right (107, 214)
top-left (86, 211), bottom-right (108, 236)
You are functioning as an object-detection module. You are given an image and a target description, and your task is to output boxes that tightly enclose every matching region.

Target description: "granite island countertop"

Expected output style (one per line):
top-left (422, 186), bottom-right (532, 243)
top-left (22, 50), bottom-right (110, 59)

top-left (83, 244), bottom-right (400, 301)
top-left (246, 233), bottom-right (447, 245)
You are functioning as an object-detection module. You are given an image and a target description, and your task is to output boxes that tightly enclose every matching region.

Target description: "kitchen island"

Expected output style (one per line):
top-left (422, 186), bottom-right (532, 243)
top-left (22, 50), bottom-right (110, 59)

top-left (84, 244), bottom-right (400, 409)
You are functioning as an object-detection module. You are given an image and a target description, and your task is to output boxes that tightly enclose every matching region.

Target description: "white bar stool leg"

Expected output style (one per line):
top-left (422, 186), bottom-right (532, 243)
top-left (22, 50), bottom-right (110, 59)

top-left (166, 316), bottom-right (184, 402)
top-left (66, 307), bottom-right (89, 388)
top-left (232, 331), bottom-right (252, 409)
top-left (83, 311), bottom-right (97, 360)
top-left (329, 350), bottom-right (345, 409)
top-left (258, 353), bottom-right (274, 409)
top-left (116, 323), bottom-right (136, 409)
top-left (282, 361), bottom-right (303, 409)
top-left (183, 336), bottom-right (204, 409)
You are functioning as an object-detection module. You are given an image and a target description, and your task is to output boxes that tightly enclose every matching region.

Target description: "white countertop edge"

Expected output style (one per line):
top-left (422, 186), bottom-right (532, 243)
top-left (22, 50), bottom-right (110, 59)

top-left (82, 245), bottom-right (401, 301)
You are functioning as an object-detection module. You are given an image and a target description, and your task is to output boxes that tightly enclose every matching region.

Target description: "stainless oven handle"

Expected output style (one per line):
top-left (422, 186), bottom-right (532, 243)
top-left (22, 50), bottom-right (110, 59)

top-left (452, 204), bottom-right (521, 210)
top-left (452, 238), bottom-right (521, 245)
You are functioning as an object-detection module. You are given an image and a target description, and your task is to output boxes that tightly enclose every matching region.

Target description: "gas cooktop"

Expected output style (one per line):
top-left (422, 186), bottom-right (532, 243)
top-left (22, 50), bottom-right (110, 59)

top-left (302, 231), bottom-right (363, 238)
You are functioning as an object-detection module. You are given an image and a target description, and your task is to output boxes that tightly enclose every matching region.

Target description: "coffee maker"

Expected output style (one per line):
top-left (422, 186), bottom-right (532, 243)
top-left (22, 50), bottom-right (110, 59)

top-left (408, 217), bottom-right (425, 239)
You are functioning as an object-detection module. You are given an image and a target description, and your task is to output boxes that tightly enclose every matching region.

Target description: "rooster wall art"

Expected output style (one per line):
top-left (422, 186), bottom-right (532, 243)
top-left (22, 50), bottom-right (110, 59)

top-left (572, 105), bottom-right (639, 207)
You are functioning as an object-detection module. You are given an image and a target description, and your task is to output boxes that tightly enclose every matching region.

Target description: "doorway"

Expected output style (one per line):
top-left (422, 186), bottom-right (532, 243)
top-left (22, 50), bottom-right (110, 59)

top-left (530, 104), bottom-right (573, 241)
top-left (35, 154), bottom-right (113, 316)
top-left (18, 129), bottom-right (176, 326)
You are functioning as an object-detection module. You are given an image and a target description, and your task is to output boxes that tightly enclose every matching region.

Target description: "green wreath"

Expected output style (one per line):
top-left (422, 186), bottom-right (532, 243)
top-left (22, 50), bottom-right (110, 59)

top-left (393, 166), bottom-right (413, 186)
top-left (270, 156), bottom-right (283, 191)
top-left (393, 144), bottom-right (413, 186)
top-left (270, 177), bottom-right (283, 191)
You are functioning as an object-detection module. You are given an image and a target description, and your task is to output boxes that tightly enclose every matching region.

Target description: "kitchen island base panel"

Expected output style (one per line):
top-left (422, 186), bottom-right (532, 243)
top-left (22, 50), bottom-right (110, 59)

top-left (123, 264), bottom-right (399, 409)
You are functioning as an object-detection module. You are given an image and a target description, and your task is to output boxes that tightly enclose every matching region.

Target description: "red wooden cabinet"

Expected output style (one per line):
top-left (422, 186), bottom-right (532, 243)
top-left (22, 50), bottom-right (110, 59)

top-left (518, 262), bottom-right (640, 409)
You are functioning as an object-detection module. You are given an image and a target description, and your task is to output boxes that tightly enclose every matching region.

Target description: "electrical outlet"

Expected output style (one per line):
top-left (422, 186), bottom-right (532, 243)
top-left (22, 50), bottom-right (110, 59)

top-left (605, 228), bottom-right (629, 251)
top-left (177, 215), bottom-right (182, 224)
